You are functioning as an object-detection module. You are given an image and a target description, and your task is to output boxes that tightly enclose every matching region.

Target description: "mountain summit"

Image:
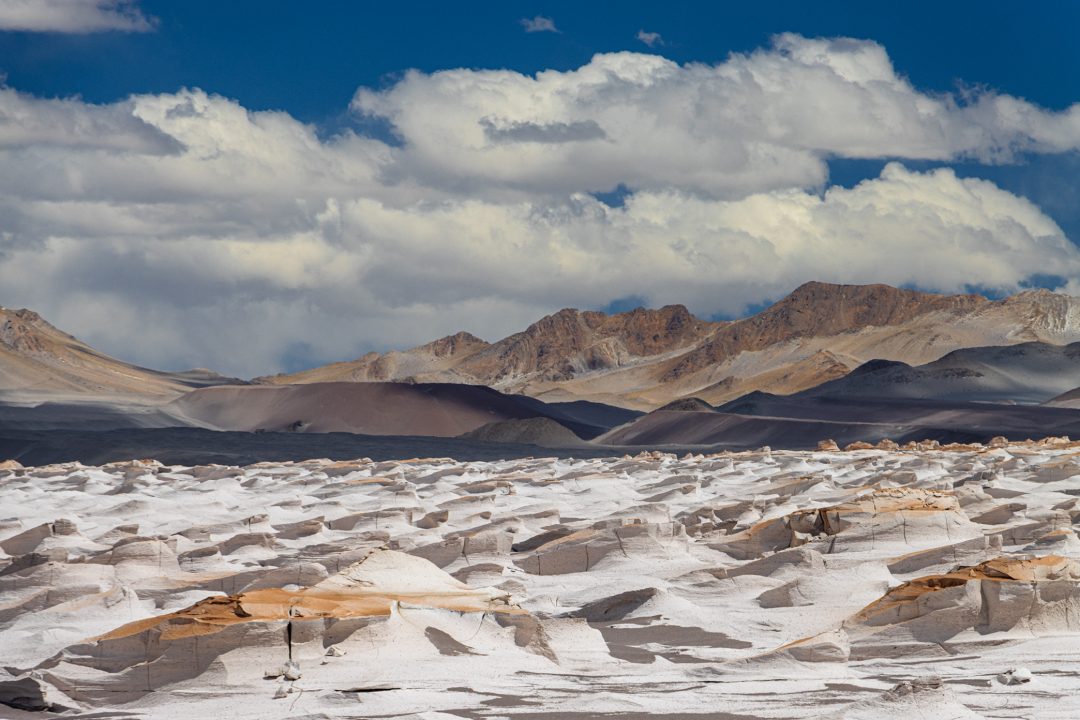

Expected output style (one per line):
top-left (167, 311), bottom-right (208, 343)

top-left (0, 306), bottom-right (238, 401)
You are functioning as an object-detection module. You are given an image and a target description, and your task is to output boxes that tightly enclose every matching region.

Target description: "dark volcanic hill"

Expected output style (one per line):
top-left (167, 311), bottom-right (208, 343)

top-left (166, 382), bottom-right (634, 439)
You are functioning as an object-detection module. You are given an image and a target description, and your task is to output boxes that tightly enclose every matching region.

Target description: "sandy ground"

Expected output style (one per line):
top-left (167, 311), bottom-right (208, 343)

top-left (2, 443), bottom-right (1080, 718)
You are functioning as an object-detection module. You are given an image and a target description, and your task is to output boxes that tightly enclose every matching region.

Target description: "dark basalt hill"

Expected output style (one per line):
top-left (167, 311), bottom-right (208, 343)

top-left (459, 417), bottom-right (588, 448)
top-left (166, 381), bottom-right (632, 439)
top-left (655, 397), bottom-right (716, 412)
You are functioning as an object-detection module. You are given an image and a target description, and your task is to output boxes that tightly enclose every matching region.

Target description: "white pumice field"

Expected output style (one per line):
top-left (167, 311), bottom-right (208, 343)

top-left (2, 441), bottom-right (1080, 719)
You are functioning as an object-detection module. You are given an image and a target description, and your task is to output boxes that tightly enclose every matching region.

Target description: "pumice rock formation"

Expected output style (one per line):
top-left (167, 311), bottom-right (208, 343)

top-left (3, 442), bottom-right (1080, 716)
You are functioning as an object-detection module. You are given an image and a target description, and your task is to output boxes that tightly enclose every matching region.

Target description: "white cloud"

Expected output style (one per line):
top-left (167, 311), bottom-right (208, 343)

top-left (636, 29), bottom-right (662, 47)
top-left (353, 34), bottom-right (1080, 199)
top-left (520, 15), bottom-right (558, 33)
top-left (0, 0), bottom-right (154, 33)
top-left (0, 35), bottom-right (1078, 376)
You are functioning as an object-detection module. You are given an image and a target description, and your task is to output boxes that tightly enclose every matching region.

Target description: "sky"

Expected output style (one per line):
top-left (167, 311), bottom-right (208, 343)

top-left (1, 0), bottom-right (1079, 376)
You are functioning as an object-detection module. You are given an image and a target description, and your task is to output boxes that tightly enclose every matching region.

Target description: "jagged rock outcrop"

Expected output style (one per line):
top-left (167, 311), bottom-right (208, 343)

top-left (845, 556), bottom-right (1080, 659)
top-left (661, 282), bottom-right (988, 381)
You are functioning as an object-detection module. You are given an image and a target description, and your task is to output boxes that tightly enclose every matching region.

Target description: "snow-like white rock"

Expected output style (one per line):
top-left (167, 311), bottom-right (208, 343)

top-left (2, 444), bottom-right (1080, 717)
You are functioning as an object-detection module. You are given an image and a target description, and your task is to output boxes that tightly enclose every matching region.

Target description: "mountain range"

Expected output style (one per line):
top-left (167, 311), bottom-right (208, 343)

top-left (258, 282), bottom-right (1080, 408)
top-left (2, 281), bottom-right (1079, 462)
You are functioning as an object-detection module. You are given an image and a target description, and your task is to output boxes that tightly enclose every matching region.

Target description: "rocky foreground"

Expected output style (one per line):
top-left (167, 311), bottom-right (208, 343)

top-left (2, 441), bottom-right (1080, 718)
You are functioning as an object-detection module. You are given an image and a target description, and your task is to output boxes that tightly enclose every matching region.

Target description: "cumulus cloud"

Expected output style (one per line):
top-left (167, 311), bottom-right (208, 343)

top-left (0, 0), bottom-right (154, 33)
top-left (0, 34), bottom-right (1079, 376)
top-left (636, 29), bottom-right (662, 47)
top-left (353, 34), bottom-right (1080, 198)
top-left (520, 15), bottom-right (558, 33)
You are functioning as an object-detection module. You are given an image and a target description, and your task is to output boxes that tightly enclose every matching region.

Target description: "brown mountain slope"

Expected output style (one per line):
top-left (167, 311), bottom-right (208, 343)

top-left (659, 282), bottom-right (989, 381)
top-left (0, 307), bottom-right (237, 401)
top-left (454, 304), bottom-right (719, 383)
top-left (277, 331), bottom-right (491, 385)
top-left (263, 282), bottom-right (1080, 410)
top-left (261, 304), bottom-right (720, 389)
top-left (554, 287), bottom-right (1080, 407)
top-left (9, 281), bottom-right (1075, 414)
top-left (264, 282), bottom-right (1080, 409)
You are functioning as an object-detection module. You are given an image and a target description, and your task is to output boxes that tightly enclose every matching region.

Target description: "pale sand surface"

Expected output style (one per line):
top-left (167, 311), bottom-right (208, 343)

top-left (2, 443), bottom-right (1080, 717)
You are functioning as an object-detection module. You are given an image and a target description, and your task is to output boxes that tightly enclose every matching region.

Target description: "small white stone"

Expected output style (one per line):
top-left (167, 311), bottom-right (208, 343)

top-left (282, 660), bottom-right (302, 681)
top-left (997, 667), bottom-right (1032, 685)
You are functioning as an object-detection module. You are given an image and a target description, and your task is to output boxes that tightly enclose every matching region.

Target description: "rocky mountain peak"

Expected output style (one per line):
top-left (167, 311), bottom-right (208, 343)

top-left (415, 331), bottom-right (490, 358)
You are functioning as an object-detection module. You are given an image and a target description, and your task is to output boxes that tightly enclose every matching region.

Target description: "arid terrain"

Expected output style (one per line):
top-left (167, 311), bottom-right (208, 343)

top-left (259, 282), bottom-right (1080, 408)
top-left (2, 439), bottom-right (1080, 718)
top-left (5, 12), bottom-right (1080, 719)
top-left (2, 282), bottom-right (1080, 463)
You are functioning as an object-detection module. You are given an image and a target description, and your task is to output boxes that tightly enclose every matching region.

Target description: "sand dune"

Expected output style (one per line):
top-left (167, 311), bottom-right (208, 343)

top-left (594, 343), bottom-right (1080, 448)
top-left (3, 443), bottom-right (1080, 717)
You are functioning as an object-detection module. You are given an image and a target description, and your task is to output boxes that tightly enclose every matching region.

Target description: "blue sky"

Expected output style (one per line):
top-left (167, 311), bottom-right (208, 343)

top-left (5, 2), bottom-right (1079, 112)
top-left (0, 1), bottom-right (1078, 374)
top-left (5, 2), bottom-right (1077, 237)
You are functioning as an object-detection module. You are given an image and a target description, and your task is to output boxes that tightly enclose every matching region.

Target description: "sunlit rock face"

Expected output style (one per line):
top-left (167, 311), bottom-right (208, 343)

top-left (2, 442), bottom-right (1080, 717)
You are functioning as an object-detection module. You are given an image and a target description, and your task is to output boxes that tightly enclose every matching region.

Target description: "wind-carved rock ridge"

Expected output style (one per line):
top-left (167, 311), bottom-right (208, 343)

top-left (3, 440), bottom-right (1080, 716)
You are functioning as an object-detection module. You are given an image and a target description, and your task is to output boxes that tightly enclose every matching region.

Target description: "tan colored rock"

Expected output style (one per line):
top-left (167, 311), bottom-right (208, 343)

top-left (713, 488), bottom-right (966, 560)
top-left (989, 436), bottom-right (1010, 449)
top-left (941, 442), bottom-right (985, 451)
top-left (875, 439), bottom-right (899, 450)
top-left (853, 555), bottom-right (1080, 625)
top-left (99, 548), bottom-right (519, 642)
top-left (843, 441), bottom-right (875, 451)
